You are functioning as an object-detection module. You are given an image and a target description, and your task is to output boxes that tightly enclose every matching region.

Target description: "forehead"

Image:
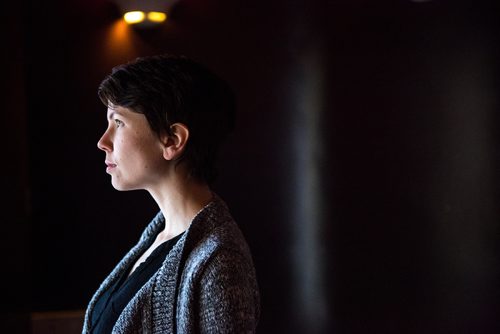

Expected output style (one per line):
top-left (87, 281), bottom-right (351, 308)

top-left (106, 105), bottom-right (134, 118)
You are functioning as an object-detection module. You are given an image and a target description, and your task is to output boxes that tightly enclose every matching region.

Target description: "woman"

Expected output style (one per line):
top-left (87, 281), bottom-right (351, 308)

top-left (82, 54), bottom-right (260, 333)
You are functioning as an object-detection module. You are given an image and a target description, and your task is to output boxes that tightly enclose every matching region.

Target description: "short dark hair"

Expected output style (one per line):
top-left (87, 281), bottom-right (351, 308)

top-left (98, 54), bottom-right (236, 184)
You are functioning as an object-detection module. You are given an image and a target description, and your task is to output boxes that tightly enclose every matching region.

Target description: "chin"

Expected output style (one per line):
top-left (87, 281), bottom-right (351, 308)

top-left (111, 180), bottom-right (141, 192)
top-left (111, 180), bottom-right (130, 191)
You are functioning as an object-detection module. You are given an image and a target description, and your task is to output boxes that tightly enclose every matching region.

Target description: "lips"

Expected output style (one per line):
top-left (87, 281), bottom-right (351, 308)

top-left (105, 160), bottom-right (117, 173)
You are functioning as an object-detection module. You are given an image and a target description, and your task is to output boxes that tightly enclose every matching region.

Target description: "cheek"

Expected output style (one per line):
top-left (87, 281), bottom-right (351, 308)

top-left (114, 130), bottom-right (163, 165)
top-left (112, 137), bottom-right (138, 165)
top-left (113, 138), bottom-right (126, 156)
top-left (133, 137), bottom-right (164, 164)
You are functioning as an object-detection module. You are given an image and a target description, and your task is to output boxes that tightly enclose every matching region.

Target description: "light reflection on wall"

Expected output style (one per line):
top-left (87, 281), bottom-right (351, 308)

top-left (290, 41), bottom-right (330, 332)
top-left (103, 19), bottom-right (140, 65)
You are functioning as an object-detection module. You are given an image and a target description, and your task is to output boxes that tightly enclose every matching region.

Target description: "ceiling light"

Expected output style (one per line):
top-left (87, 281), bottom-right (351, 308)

top-left (113, 0), bottom-right (179, 28)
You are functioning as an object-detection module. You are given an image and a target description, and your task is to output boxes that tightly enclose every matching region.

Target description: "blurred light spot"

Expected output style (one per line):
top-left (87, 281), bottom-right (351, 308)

top-left (123, 11), bottom-right (146, 24)
top-left (147, 11), bottom-right (167, 23)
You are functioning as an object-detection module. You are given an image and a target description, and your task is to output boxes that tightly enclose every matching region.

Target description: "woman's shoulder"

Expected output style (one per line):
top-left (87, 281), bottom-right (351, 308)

top-left (189, 196), bottom-right (250, 252)
top-left (180, 196), bottom-right (254, 271)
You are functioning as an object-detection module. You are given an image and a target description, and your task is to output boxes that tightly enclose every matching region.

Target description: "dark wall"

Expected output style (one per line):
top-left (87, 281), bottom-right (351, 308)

top-left (0, 1), bottom-right (31, 333)
top-left (3, 0), bottom-right (499, 333)
top-left (325, 2), bottom-right (500, 333)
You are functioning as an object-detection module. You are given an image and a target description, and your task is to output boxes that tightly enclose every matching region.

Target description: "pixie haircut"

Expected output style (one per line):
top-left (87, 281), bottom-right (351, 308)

top-left (98, 54), bottom-right (236, 184)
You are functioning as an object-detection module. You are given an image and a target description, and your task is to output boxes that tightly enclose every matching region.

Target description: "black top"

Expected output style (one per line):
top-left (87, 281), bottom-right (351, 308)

top-left (90, 233), bottom-right (184, 334)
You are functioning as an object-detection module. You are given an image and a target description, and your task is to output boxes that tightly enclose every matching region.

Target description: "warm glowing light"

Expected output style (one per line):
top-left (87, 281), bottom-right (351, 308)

top-left (123, 11), bottom-right (167, 26)
top-left (147, 12), bottom-right (167, 23)
top-left (123, 11), bottom-right (145, 24)
top-left (105, 20), bottom-right (137, 61)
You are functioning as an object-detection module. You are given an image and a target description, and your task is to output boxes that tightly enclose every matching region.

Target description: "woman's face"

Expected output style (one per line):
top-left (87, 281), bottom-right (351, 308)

top-left (97, 105), bottom-right (166, 191)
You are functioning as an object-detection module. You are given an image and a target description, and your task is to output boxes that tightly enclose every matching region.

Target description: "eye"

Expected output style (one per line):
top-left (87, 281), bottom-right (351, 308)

top-left (114, 119), bottom-right (124, 128)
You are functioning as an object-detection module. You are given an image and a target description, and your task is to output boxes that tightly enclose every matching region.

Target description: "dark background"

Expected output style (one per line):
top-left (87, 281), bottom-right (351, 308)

top-left (2, 0), bottom-right (499, 333)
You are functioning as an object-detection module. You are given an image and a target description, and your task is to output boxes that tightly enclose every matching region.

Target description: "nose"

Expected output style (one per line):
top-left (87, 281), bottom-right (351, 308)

top-left (97, 128), bottom-right (112, 152)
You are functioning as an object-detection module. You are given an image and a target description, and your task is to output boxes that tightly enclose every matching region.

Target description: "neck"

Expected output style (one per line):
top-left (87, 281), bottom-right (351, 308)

top-left (148, 174), bottom-right (213, 241)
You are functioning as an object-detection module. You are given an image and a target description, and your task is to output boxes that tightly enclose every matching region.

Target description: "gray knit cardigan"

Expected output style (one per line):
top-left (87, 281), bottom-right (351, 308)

top-left (82, 195), bottom-right (260, 333)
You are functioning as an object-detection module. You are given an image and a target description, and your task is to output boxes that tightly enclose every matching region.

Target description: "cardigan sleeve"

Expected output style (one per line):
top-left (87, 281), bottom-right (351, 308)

top-left (198, 249), bottom-right (260, 333)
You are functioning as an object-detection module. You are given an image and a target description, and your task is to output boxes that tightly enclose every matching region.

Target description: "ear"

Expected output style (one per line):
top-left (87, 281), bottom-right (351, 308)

top-left (161, 123), bottom-right (190, 161)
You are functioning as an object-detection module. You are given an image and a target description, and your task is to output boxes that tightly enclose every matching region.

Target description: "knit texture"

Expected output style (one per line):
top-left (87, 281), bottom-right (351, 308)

top-left (82, 195), bottom-right (260, 333)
